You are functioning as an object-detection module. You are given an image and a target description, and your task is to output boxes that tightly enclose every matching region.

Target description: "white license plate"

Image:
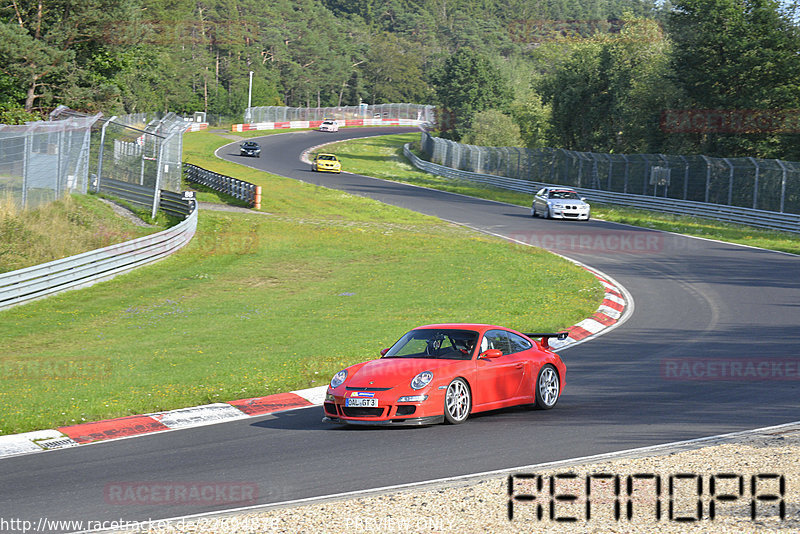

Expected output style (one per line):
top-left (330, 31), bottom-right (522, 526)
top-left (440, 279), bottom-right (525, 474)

top-left (346, 398), bottom-right (378, 407)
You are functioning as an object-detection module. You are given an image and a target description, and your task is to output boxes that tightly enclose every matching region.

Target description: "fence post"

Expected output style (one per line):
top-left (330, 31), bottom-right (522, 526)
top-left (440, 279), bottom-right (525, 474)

top-left (722, 158), bottom-right (734, 206)
top-left (151, 131), bottom-right (177, 219)
top-left (621, 154), bottom-right (629, 194)
top-left (22, 130), bottom-right (32, 209)
top-left (96, 116), bottom-right (116, 193)
top-left (56, 128), bottom-right (64, 200)
top-left (748, 157), bottom-right (759, 210)
top-left (679, 156), bottom-right (689, 200)
top-left (701, 155), bottom-right (711, 203)
top-left (776, 159), bottom-right (787, 213)
top-left (659, 155), bottom-right (669, 198)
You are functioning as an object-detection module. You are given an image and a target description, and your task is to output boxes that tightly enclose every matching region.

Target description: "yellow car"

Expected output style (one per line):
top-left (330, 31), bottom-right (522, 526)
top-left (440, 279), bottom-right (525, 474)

top-left (311, 153), bottom-right (342, 173)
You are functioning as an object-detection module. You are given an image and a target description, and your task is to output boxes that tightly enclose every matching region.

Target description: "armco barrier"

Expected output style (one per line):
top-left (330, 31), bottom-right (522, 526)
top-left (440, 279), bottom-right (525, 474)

top-left (0, 200), bottom-right (197, 311)
top-left (404, 144), bottom-right (800, 234)
top-left (184, 163), bottom-right (261, 209)
top-left (97, 178), bottom-right (193, 220)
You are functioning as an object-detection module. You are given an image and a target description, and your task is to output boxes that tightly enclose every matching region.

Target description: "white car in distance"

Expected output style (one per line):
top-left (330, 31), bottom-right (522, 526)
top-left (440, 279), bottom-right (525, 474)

top-left (319, 119), bottom-right (339, 132)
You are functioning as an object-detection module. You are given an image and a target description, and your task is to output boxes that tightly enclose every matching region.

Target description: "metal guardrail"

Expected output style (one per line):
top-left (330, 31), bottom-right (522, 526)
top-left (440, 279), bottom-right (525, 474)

top-left (0, 200), bottom-right (198, 311)
top-left (184, 163), bottom-right (261, 209)
top-left (404, 144), bottom-right (800, 234)
top-left (97, 178), bottom-right (194, 219)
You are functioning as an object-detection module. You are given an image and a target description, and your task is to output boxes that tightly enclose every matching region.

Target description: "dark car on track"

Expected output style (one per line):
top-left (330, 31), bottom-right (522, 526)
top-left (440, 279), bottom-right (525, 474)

top-left (240, 141), bottom-right (261, 158)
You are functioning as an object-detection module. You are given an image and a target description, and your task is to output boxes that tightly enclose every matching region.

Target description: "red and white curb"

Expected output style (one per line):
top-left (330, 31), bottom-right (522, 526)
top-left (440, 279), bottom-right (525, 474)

top-left (0, 271), bottom-right (629, 460)
top-left (0, 387), bottom-right (328, 459)
top-left (548, 264), bottom-right (631, 351)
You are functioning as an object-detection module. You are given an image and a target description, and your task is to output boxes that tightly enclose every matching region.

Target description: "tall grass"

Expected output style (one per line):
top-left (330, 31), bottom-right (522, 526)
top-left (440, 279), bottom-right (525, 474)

top-left (0, 194), bottom-right (167, 274)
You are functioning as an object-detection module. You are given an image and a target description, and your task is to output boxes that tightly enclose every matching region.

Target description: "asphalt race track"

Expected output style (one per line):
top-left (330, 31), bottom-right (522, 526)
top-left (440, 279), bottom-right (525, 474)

top-left (1, 127), bottom-right (798, 531)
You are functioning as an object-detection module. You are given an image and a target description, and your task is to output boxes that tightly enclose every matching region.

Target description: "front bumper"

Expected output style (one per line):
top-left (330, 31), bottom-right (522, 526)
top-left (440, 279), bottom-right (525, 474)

top-left (322, 415), bottom-right (443, 426)
top-left (316, 166), bottom-right (341, 173)
top-left (323, 390), bottom-right (440, 425)
top-left (551, 208), bottom-right (589, 220)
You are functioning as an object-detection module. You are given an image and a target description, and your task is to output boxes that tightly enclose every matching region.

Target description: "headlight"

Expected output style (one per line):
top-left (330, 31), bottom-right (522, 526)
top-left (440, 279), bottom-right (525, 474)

top-left (330, 369), bottom-right (347, 388)
top-left (410, 371), bottom-right (433, 390)
top-left (398, 395), bottom-right (428, 402)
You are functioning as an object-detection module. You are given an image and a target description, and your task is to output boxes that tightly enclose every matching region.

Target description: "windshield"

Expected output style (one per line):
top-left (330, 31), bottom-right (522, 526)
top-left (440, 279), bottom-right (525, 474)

top-left (318, 155), bottom-right (337, 161)
top-left (549, 190), bottom-right (579, 200)
top-left (383, 329), bottom-right (478, 360)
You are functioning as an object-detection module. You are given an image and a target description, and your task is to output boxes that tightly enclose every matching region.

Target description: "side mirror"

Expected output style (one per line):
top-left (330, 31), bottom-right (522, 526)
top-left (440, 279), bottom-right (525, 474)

top-left (380, 348), bottom-right (390, 356)
top-left (480, 349), bottom-right (503, 359)
top-left (581, 197), bottom-right (587, 202)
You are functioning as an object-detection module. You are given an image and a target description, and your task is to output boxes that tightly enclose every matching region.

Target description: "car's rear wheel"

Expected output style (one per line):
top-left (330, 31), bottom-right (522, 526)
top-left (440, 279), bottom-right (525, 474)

top-left (534, 364), bottom-right (560, 409)
top-left (444, 378), bottom-right (471, 424)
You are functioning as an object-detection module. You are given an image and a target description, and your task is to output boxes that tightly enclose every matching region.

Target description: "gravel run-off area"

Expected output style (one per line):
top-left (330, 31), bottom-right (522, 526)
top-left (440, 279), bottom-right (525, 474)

top-left (115, 423), bottom-right (799, 534)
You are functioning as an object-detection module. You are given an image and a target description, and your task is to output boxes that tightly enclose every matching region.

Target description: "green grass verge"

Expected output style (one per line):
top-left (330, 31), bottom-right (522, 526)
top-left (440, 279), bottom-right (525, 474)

top-left (322, 133), bottom-right (800, 256)
top-left (0, 130), bottom-right (603, 435)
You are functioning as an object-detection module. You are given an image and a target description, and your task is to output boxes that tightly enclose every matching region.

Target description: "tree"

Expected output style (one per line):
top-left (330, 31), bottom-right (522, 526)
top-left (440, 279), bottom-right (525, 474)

top-left (461, 109), bottom-right (523, 147)
top-left (362, 32), bottom-right (430, 104)
top-left (537, 17), bottom-right (677, 153)
top-left (669, 0), bottom-right (800, 158)
top-left (431, 48), bottom-right (513, 140)
top-left (512, 95), bottom-right (551, 149)
top-left (0, 21), bottom-right (71, 112)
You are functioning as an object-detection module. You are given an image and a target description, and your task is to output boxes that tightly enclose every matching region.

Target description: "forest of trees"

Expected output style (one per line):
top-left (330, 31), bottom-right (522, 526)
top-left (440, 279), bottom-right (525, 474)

top-left (2, 0), bottom-right (800, 160)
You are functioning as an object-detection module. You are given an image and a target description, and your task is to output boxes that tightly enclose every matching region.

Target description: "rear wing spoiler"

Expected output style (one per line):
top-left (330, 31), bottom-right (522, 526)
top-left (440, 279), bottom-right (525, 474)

top-left (523, 332), bottom-right (569, 350)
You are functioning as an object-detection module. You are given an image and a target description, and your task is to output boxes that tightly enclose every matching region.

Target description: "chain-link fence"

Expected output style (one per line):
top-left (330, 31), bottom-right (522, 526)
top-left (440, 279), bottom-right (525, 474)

top-left (93, 112), bottom-right (186, 195)
top-left (0, 109), bottom-right (101, 210)
top-left (1, 109), bottom-right (187, 213)
top-left (421, 132), bottom-right (800, 215)
top-left (245, 103), bottom-right (435, 124)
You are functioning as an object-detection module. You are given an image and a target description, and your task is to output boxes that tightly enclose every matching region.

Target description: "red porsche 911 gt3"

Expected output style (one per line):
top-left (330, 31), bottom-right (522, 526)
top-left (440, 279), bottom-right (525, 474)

top-left (322, 324), bottom-right (567, 426)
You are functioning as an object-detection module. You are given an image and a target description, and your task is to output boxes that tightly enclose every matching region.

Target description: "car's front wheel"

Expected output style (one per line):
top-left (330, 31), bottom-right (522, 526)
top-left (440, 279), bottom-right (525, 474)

top-left (534, 364), bottom-right (560, 409)
top-left (444, 378), bottom-right (471, 424)
top-left (531, 204), bottom-right (537, 218)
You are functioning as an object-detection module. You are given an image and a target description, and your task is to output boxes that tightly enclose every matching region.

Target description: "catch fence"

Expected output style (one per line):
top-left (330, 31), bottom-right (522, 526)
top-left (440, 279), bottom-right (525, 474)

top-left (0, 108), bottom-right (101, 210)
top-left (94, 112), bottom-right (186, 200)
top-left (420, 132), bottom-right (800, 215)
top-left (245, 104), bottom-right (434, 124)
top-left (0, 109), bottom-right (188, 217)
